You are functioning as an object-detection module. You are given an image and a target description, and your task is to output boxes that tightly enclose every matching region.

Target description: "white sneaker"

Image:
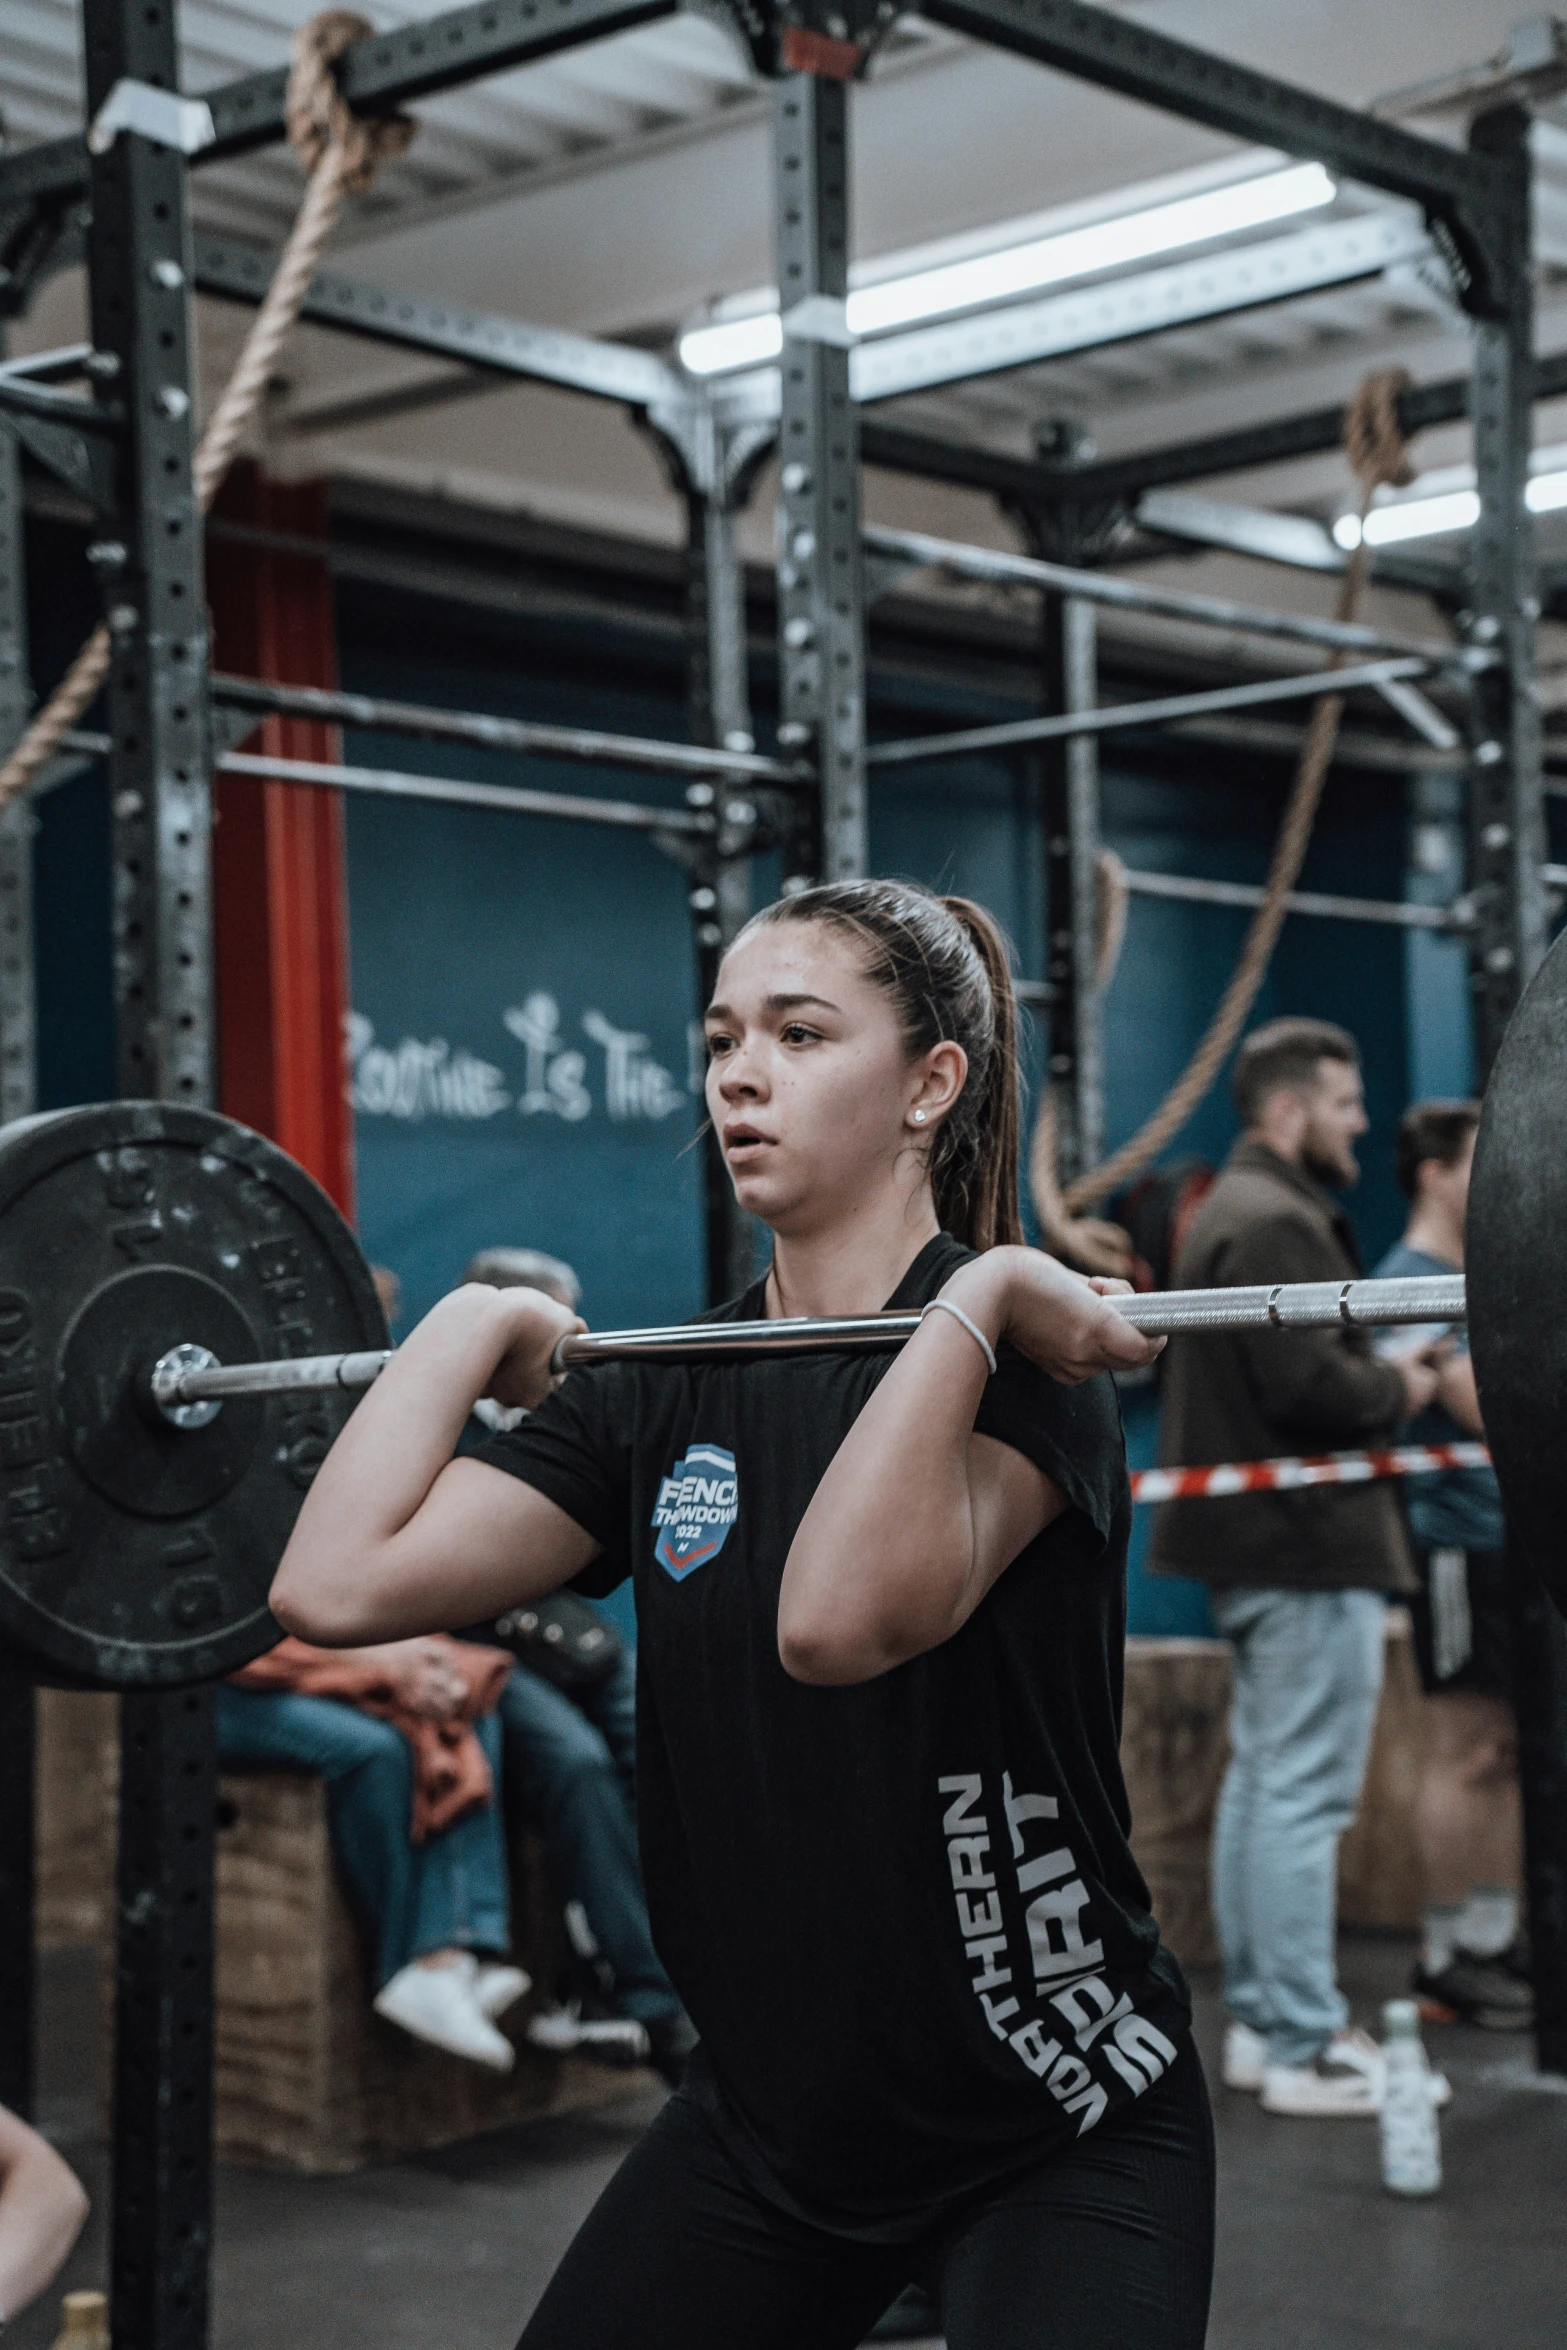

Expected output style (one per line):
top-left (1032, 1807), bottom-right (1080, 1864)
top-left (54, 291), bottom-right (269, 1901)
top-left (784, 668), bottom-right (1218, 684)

top-left (1261, 2027), bottom-right (1387, 2116)
top-left (373, 1957), bottom-right (516, 2072)
top-left (1260, 2025), bottom-right (1451, 2117)
top-left (1222, 2022), bottom-right (1268, 2092)
top-left (1320, 2025), bottom-right (1454, 2103)
top-left (524, 2003), bottom-right (651, 2067)
top-left (473, 1962), bottom-right (530, 2021)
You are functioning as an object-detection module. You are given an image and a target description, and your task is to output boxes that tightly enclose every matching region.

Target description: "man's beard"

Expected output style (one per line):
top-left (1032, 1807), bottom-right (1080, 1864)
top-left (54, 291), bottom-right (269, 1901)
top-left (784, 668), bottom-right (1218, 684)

top-left (1302, 1137), bottom-right (1357, 1188)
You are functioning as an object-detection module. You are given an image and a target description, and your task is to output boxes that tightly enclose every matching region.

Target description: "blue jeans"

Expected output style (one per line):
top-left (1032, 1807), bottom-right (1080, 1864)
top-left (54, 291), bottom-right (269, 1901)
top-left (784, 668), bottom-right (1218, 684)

top-left (1209, 1588), bottom-right (1386, 2068)
top-left (216, 1685), bottom-right (511, 1991)
top-left (496, 1653), bottom-right (679, 2024)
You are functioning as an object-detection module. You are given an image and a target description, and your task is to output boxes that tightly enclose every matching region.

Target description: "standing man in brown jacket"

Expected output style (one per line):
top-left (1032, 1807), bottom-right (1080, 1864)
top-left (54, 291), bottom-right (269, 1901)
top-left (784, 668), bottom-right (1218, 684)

top-left (1148, 1018), bottom-right (1440, 2117)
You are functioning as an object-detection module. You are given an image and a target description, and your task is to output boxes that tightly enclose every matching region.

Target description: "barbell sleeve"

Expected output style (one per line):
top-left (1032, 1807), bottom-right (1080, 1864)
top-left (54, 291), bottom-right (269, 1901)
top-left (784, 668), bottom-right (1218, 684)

top-left (148, 1272), bottom-right (1465, 1422)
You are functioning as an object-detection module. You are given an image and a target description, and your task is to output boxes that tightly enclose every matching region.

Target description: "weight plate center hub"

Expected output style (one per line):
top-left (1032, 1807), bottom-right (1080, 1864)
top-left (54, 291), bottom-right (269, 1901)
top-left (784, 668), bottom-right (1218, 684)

top-left (0, 1103), bottom-right (387, 1689)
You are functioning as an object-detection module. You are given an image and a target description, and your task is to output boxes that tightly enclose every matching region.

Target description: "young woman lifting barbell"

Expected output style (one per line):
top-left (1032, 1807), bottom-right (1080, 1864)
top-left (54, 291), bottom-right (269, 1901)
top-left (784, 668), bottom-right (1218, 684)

top-left (271, 878), bottom-right (1212, 2350)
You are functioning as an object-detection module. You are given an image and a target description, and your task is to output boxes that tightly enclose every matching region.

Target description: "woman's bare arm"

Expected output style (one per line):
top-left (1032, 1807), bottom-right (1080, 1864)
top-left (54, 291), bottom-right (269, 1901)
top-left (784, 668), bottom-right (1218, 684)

top-left (270, 1285), bottom-right (602, 1646)
top-left (1436, 1347), bottom-right (1486, 1436)
top-left (777, 1250), bottom-right (1160, 1686)
top-left (0, 2104), bottom-right (89, 2324)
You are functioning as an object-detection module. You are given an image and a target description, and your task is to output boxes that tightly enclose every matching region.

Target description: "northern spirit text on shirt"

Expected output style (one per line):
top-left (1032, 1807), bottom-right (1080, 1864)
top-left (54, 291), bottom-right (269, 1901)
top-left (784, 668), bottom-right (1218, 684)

top-left (940, 1771), bottom-right (1178, 2137)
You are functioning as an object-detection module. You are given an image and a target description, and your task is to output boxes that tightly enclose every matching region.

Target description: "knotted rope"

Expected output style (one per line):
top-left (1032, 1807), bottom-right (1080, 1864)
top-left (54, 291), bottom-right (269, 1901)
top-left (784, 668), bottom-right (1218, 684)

top-left (1031, 368), bottom-right (1417, 1274)
top-left (0, 12), bottom-right (414, 813)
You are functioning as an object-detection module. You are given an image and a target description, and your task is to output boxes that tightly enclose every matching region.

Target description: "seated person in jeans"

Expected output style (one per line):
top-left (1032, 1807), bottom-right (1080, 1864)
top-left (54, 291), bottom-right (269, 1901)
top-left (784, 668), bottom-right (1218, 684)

top-left (465, 1247), bottom-right (695, 2087)
top-left (218, 1630), bottom-right (527, 2071)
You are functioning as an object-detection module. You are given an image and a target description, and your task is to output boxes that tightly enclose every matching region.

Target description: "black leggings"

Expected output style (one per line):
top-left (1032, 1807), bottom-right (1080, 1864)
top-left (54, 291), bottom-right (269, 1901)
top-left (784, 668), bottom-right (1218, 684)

top-left (517, 2036), bottom-right (1214, 2350)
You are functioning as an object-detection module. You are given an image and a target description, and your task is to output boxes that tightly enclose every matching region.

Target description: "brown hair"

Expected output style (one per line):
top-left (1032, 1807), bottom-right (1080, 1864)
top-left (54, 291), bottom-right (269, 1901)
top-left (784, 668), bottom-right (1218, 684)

top-left (740, 879), bottom-right (1024, 1251)
top-left (1395, 1098), bottom-right (1479, 1199)
top-left (1232, 1015), bottom-right (1359, 1130)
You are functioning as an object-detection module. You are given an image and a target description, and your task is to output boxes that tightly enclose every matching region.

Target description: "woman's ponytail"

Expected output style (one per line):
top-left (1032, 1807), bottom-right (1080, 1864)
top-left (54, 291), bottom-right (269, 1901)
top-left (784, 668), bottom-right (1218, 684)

top-left (938, 895), bottom-right (1024, 1251)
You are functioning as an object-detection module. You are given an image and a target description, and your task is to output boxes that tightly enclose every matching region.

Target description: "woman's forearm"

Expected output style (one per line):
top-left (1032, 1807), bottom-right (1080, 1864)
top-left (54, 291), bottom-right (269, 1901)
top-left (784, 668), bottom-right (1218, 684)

top-left (270, 1287), bottom-right (521, 1638)
top-left (778, 1260), bottom-right (1032, 1683)
top-left (0, 2120), bottom-right (88, 2324)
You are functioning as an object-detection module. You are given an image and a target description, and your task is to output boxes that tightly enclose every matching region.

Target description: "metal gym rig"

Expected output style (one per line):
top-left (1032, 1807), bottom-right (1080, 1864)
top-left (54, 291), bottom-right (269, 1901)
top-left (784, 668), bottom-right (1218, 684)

top-left (1, 3), bottom-right (1566, 2342)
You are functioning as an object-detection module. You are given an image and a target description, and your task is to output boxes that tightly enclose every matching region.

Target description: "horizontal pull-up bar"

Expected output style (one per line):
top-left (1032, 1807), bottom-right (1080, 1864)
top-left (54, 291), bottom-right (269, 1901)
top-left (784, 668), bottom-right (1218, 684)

top-left (863, 525), bottom-right (1485, 672)
top-left (865, 657), bottom-right (1436, 770)
top-left (217, 750), bottom-right (715, 836)
top-left (1120, 867), bottom-right (1465, 932)
top-left (211, 675), bottom-right (797, 789)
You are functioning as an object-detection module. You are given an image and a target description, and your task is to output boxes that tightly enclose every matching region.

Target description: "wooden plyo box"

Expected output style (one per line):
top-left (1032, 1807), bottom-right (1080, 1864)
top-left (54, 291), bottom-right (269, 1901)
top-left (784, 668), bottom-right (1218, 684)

top-left (212, 1768), bottom-right (649, 2173)
top-left (1120, 1637), bottom-right (1233, 1969)
top-left (33, 1692), bottom-right (650, 2174)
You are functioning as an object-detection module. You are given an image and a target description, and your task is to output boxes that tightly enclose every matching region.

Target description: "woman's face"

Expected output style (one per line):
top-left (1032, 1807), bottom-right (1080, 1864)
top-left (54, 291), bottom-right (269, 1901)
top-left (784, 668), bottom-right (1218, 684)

top-left (703, 919), bottom-right (965, 1237)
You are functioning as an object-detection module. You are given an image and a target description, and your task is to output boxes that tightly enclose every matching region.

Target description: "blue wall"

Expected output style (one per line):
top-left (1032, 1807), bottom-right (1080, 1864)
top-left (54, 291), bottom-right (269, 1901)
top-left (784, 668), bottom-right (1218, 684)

top-left (340, 627), bottom-right (707, 1340)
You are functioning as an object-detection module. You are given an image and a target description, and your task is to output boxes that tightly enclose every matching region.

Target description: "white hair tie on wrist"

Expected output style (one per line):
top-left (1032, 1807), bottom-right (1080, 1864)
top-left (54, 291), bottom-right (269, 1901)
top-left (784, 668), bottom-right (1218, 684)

top-left (920, 1296), bottom-right (998, 1378)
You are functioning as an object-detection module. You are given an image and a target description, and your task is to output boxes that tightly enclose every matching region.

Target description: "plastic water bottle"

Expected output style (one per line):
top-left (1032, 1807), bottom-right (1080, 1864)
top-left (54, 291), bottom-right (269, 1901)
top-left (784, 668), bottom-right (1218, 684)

top-left (1379, 1998), bottom-right (1441, 2196)
top-left (50, 2293), bottom-right (110, 2350)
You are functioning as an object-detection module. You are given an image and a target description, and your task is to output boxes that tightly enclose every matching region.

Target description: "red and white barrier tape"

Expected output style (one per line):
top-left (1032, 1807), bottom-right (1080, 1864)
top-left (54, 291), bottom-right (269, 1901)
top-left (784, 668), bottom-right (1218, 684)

top-left (1130, 1440), bottom-right (1492, 1505)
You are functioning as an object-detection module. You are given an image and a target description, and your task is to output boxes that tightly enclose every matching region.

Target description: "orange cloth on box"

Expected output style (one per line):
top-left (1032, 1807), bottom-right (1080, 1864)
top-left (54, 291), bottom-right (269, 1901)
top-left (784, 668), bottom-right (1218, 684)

top-left (231, 1635), bottom-right (513, 1843)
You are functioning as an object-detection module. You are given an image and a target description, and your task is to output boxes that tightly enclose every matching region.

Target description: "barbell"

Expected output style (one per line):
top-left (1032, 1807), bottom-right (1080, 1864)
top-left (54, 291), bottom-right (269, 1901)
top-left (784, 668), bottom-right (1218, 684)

top-left (0, 921), bottom-right (1560, 1689)
top-left (146, 1270), bottom-right (1468, 1415)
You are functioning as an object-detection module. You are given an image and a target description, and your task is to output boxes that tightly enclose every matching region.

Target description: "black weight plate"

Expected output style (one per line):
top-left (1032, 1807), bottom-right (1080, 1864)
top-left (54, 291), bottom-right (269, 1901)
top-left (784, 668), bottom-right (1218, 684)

top-left (1468, 925), bottom-right (1567, 1617)
top-left (0, 1103), bottom-right (386, 1688)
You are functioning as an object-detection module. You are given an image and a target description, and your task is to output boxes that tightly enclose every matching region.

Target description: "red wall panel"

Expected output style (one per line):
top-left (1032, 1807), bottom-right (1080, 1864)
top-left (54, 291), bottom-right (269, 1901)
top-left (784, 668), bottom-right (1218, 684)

top-left (207, 466), bottom-right (355, 1216)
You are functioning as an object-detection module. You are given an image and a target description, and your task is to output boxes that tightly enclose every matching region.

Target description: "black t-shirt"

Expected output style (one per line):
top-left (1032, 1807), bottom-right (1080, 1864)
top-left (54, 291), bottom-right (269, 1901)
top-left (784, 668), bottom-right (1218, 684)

top-left (476, 1233), bottom-right (1189, 2237)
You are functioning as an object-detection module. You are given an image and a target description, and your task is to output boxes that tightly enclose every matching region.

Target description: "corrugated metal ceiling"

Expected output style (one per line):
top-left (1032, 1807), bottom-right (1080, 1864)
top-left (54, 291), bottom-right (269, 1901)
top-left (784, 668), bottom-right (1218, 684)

top-left (3, 0), bottom-right (948, 242)
top-left (7, 0), bottom-right (1567, 562)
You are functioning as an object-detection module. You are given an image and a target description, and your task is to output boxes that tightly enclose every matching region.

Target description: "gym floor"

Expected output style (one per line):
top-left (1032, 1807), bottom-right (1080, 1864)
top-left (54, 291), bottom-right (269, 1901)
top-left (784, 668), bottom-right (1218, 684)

top-left (16, 1938), bottom-right (1564, 2350)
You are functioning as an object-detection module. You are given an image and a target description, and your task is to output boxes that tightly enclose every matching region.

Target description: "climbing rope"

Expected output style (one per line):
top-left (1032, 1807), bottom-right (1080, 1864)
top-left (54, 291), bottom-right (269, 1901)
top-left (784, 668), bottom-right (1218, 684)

top-left (0, 11), bottom-right (414, 813)
top-left (1031, 367), bottom-right (1419, 1270)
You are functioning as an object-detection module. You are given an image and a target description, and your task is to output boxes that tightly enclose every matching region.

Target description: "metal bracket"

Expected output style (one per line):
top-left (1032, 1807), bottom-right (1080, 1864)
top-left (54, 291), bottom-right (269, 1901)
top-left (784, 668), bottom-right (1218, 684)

top-left (210, 701), bottom-right (264, 759)
top-left (780, 294), bottom-right (853, 347)
top-left (0, 402), bottom-right (119, 515)
top-left (641, 391), bottom-right (774, 510)
top-left (0, 193), bottom-right (89, 322)
top-left (1005, 423), bottom-right (1127, 569)
top-left (87, 81), bottom-right (217, 159)
top-left (698, 0), bottom-right (900, 80)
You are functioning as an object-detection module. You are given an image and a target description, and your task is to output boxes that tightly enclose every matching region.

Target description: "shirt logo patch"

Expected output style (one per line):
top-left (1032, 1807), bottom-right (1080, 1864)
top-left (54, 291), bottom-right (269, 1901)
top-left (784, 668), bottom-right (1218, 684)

top-left (651, 1443), bottom-right (739, 1580)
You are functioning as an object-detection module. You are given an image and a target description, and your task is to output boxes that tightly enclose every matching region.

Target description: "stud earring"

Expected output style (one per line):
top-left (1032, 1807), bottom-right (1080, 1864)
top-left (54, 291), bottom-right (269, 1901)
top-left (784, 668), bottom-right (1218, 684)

top-left (913, 1109), bottom-right (927, 1125)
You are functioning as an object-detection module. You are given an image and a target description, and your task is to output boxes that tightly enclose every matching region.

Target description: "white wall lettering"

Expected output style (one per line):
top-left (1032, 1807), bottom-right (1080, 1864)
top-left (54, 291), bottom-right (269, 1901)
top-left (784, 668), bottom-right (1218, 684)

top-left (348, 1015), bottom-right (510, 1121)
top-left (504, 996), bottom-right (592, 1121)
top-left (349, 998), bottom-right (690, 1127)
top-left (583, 1010), bottom-right (684, 1120)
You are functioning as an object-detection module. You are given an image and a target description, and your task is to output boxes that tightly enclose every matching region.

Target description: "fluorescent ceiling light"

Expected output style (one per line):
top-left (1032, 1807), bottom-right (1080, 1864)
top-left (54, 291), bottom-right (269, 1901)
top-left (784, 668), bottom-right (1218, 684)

top-left (846, 162), bottom-right (1335, 336)
top-left (1334, 491), bottom-right (1481, 548)
top-left (678, 160), bottom-right (1336, 377)
top-left (1333, 462), bottom-right (1567, 548)
top-left (1527, 467), bottom-right (1567, 514)
top-left (678, 310), bottom-right (785, 377)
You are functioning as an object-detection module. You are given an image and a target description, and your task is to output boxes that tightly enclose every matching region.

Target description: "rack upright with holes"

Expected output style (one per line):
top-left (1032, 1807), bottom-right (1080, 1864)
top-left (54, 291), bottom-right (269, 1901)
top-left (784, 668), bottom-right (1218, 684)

top-left (0, 7), bottom-right (1564, 2346)
top-left (0, 343), bottom-right (35, 2127)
